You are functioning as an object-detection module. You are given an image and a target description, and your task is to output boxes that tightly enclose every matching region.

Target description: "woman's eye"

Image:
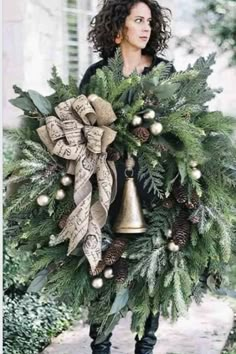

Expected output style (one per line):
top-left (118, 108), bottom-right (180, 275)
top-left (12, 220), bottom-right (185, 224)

top-left (135, 18), bottom-right (142, 23)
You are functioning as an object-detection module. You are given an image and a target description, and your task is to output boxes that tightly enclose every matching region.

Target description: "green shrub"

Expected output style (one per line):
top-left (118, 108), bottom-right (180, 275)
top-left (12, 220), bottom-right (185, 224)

top-left (3, 237), bottom-right (32, 293)
top-left (3, 293), bottom-right (74, 354)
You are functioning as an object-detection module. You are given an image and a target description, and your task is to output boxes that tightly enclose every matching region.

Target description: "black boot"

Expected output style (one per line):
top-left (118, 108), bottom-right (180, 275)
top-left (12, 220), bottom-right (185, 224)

top-left (89, 323), bottom-right (112, 354)
top-left (134, 312), bottom-right (160, 354)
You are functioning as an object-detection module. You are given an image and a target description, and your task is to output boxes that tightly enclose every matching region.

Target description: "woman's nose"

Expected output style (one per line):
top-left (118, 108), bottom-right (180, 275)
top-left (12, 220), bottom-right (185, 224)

top-left (143, 22), bottom-right (151, 32)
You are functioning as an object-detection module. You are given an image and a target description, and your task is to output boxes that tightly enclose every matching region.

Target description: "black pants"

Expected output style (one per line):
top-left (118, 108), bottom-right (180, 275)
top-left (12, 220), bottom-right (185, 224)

top-left (89, 311), bottom-right (160, 354)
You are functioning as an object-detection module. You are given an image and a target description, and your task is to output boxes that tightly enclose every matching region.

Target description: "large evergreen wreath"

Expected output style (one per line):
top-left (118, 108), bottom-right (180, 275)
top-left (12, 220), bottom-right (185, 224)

top-left (5, 50), bottom-right (236, 340)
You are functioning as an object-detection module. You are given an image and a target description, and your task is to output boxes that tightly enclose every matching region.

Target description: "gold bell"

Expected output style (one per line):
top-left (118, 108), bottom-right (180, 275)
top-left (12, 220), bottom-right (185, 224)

top-left (113, 155), bottom-right (147, 234)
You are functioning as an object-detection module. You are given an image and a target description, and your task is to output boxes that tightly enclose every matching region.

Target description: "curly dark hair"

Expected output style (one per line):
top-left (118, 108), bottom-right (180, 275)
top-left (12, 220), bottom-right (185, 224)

top-left (88, 0), bottom-right (172, 59)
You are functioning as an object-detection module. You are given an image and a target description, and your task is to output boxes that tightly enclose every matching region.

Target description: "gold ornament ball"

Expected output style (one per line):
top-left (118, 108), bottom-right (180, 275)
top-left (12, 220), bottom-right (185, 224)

top-left (168, 241), bottom-right (179, 252)
top-left (55, 189), bottom-right (66, 200)
top-left (104, 267), bottom-right (114, 279)
top-left (92, 277), bottom-right (104, 289)
top-left (132, 115), bottom-right (142, 126)
top-left (143, 109), bottom-right (155, 120)
top-left (189, 160), bottom-right (198, 168)
top-left (61, 175), bottom-right (73, 186)
top-left (191, 168), bottom-right (202, 180)
top-left (37, 194), bottom-right (50, 206)
top-left (150, 122), bottom-right (163, 135)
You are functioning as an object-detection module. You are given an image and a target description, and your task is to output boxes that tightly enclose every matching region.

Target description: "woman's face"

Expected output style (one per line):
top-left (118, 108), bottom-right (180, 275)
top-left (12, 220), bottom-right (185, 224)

top-left (120, 2), bottom-right (152, 50)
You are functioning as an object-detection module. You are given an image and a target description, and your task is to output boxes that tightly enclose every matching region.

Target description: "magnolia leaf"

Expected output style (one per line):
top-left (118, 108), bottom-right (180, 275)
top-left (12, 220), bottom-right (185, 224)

top-left (27, 269), bottom-right (49, 293)
top-left (155, 83), bottom-right (180, 100)
top-left (18, 114), bottom-right (40, 120)
top-left (109, 287), bottom-right (129, 315)
top-left (28, 90), bottom-right (52, 115)
top-left (9, 97), bottom-right (35, 112)
top-left (95, 313), bottom-right (122, 344)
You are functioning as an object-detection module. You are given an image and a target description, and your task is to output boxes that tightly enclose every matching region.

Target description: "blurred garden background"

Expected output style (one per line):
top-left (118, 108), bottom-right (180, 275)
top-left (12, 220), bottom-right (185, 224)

top-left (3, 0), bottom-right (236, 353)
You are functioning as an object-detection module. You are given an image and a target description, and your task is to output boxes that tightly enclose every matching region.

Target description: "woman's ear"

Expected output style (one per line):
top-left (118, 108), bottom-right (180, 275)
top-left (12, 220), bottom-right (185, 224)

top-left (115, 32), bottom-right (123, 44)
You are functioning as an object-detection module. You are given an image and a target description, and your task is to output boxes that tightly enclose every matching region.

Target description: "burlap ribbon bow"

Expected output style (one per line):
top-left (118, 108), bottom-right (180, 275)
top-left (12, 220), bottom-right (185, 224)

top-left (37, 94), bottom-right (117, 271)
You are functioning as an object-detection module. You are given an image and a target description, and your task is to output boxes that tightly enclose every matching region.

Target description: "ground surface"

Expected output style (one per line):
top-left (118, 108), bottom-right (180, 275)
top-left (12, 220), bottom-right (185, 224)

top-left (42, 294), bottom-right (234, 354)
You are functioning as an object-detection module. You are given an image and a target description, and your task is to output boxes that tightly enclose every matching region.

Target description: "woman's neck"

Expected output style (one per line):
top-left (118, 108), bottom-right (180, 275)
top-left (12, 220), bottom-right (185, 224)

top-left (120, 47), bottom-right (151, 76)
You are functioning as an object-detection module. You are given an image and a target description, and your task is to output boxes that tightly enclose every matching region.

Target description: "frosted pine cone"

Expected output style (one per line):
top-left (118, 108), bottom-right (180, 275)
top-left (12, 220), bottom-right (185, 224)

top-left (173, 182), bottom-right (188, 204)
top-left (43, 164), bottom-right (58, 178)
top-left (113, 258), bottom-right (128, 284)
top-left (132, 127), bottom-right (150, 143)
top-left (172, 210), bottom-right (191, 248)
top-left (103, 238), bottom-right (128, 266)
top-left (185, 190), bottom-right (200, 209)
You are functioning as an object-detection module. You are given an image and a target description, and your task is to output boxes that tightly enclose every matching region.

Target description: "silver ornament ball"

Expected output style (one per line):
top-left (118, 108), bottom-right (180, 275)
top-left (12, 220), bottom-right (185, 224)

top-left (61, 175), bottom-right (73, 186)
top-left (55, 189), bottom-right (66, 200)
top-left (168, 241), bottom-right (179, 252)
top-left (104, 267), bottom-right (114, 279)
top-left (37, 194), bottom-right (50, 206)
top-left (166, 229), bottom-right (172, 238)
top-left (49, 234), bottom-right (56, 246)
top-left (150, 122), bottom-right (163, 135)
top-left (191, 168), bottom-right (202, 180)
top-left (189, 160), bottom-right (198, 168)
top-left (132, 115), bottom-right (142, 126)
top-left (92, 277), bottom-right (104, 289)
top-left (143, 109), bottom-right (155, 120)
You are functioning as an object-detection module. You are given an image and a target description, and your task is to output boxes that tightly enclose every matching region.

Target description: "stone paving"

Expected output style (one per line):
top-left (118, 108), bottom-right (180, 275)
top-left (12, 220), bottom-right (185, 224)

top-left (42, 295), bottom-right (234, 354)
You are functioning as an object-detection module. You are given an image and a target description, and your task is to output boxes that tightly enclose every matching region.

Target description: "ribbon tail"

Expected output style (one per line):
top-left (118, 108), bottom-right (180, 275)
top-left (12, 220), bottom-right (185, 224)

top-left (83, 218), bottom-right (102, 272)
top-left (83, 153), bottom-right (115, 270)
top-left (50, 192), bottom-right (92, 254)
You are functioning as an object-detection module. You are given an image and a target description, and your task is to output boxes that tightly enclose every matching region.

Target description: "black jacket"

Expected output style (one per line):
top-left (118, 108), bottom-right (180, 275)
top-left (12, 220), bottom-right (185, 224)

top-left (79, 56), bottom-right (175, 226)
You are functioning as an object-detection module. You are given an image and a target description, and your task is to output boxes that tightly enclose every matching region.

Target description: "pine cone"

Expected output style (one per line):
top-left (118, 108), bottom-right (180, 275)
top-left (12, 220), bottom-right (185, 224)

top-left (89, 259), bottom-right (106, 276)
top-left (58, 214), bottom-right (69, 229)
top-left (185, 190), bottom-right (200, 209)
top-left (173, 181), bottom-right (188, 204)
top-left (107, 147), bottom-right (121, 161)
top-left (162, 196), bottom-right (175, 209)
top-left (132, 127), bottom-right (150, 143)
top-left (103, 238), bottom-right (127, 266)
top-left (155, 143), bottom-right (168, 152)
top-left (113, 258), bottom-right (128, 284)
top-left (172, 210), bottom-right (191, 248)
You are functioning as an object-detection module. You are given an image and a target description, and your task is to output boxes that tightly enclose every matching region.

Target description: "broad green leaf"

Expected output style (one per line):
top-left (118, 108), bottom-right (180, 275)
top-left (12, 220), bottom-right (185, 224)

top-left (109, 287), bottom-right (129, 315)
top-left (95, 313), bottom-right (122, 344)
top-left (27, 269), bottom-right (49, 293)
top-left (177, 160), bottom-right (187, 183)
top-left (28, 90), bottom-right (52, 115)
top-left (9, 97), bottom-right (35, 112)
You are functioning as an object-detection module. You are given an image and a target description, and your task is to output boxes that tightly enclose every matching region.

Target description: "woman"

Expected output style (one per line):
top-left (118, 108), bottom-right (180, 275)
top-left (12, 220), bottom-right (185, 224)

top-left (79, 1), bottom-right (174, 353)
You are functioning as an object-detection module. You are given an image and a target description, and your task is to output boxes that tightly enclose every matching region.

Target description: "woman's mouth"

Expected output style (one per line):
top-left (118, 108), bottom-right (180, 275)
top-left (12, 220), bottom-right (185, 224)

top-left (139, 37), bottom-right (148, 41)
